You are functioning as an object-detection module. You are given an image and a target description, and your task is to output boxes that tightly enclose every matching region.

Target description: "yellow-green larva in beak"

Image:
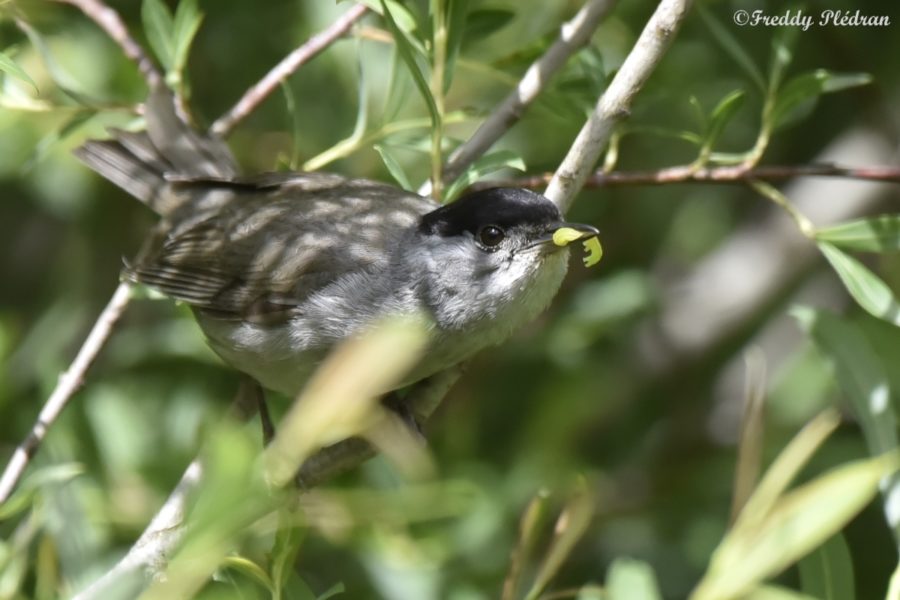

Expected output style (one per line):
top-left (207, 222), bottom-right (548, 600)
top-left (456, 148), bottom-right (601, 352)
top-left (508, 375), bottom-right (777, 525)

top-left (552, 226), bottom-right (603, 267)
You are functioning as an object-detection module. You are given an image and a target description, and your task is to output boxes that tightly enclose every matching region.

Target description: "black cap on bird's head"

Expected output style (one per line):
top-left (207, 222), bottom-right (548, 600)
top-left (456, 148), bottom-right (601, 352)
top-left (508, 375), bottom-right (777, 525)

top-left (418, 188), bottom-right (598, 252)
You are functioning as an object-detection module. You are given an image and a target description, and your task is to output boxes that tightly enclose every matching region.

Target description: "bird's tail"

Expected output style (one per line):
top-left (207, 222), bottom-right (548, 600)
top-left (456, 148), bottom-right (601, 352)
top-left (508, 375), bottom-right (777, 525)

top-left (74, 85), bottom-right (239, 216)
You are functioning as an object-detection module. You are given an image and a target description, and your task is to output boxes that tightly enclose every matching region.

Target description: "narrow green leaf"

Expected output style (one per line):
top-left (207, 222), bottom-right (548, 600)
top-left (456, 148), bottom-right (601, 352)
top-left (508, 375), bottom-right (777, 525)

top-left (0, 51), bottom-right (37, 92)
top-left (696, 4), bottom-right (765, 92)
top-left (732, 410), bottom-right (840, 535)
top-left (464, 9), bottom-right (516, 44)
top-left (695, 453), bottom-right (898, 600)
top-left (23, 109), bottom-right (96, 172)
top-left (818, 242), bottom-right (900, 327)
top-left (443, 0), bottom-right (469, 92)
top-left (523, 485), bottom-right (595, 600)
top-left (704, 89), bottom-right (746, 150)
top-left (575, 585), bottom-right (605, 600)
top-left (444, 149), bottom-right (526, 202)
top-left (142, 0), bottom-right (175, 70)
top-left (380, 0), bottom-right (439, 127)
top-left (221, 556), bottom-right (275, 593)
top-left (606, 558), bottom-right (662, 600)
top-left (281, 82), bottom-right (302, 170)
top-left (743, 585), bottom-right (819, 600)
top-left (271, 511), bottom-right (305, 599)
top-left (772, 70), bottom-right (871, 130)
top-left (171, 0), bottom-right (204, 75)
top-left (0, 464), bottom-right (84, 521)
top-left (374, 144), bottom-right (414, 190)
top-left (316, 582), bottom-right (346, 600)
top-left (792, 307), bottom-right (900, 545)
top-left (767, 25), bottom-right (799, 94)
top-left (358, 0), bottom-right (418, 33)
top-left (815, 215), bottom-right (900, 253)
top-left (797, 532), bottom-right (856, 600)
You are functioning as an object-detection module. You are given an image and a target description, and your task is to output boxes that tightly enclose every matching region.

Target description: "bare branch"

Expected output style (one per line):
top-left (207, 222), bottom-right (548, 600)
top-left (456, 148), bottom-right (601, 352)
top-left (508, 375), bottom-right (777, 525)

top-left (0, 282), bottom-right (133, 503)
top-left (210, 3), bottom-right (369, 138)
top-left (55, 0), bottom-right (163, 88)
top-left (545, 0), bottom-right (693, 214)
top-left (471, 162), bottom-right (900, 191)
top-left (436, 0), bottom-right (617, 190)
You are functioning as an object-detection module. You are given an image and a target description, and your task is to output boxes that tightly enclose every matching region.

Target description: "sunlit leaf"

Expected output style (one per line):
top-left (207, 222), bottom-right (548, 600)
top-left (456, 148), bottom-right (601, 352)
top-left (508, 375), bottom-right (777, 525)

top-left (523, 484), bottom-right (594, 600)
top-left (221, 555), bottom-right (275, 593)
top-left (374, 144), bottom-right (414, 190)
top-left (695, 453), bottom-right (898, 600)
top-left (171, 0), bottom-right (204, 75)
top-left (793, 307), bottom-right (900, 544)
top-left (815, 215), bottom-right (900, 253)
top-left (0, 50), bottom-right (37, 92)
top-left (142, 0), bottom-right (176, 69)
top-left (818, 242), bottom-right (900, 327)
top-left (379, 0), bottom-right (439, 126)
top-left (606, 558), bottom-right (662, 600)
top-left (797, 532), bottom-right (856, 600)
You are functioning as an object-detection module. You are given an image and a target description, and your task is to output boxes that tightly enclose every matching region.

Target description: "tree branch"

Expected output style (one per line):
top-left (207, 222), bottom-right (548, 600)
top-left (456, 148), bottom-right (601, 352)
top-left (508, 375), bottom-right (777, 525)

top-left (55, 0), bottom-right (163, 89)
top-left (209, 3), bottom-right (369, 138)
top-left (435, 0), bottom-right (617, 190)
top-left (545, 0), bottom-right (693, 214)
top-left (472, 162), bottom-right (900, 191)
top-left (0, 282), bottom-right (133, 503)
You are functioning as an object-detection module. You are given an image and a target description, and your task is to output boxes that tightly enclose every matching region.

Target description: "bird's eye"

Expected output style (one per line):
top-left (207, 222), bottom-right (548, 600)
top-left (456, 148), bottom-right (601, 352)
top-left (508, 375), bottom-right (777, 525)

top-left (478, 225), bottom-right (505, 248)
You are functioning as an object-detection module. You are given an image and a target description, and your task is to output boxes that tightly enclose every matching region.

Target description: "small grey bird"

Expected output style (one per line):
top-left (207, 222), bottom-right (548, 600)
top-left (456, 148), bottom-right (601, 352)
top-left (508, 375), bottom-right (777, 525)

top-left (75, 90), bottom-right (599, 408)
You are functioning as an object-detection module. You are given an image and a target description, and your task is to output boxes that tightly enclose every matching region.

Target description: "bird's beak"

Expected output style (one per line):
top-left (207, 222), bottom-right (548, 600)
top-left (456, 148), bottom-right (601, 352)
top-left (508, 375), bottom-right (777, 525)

top-left (527, 222), bottom-right (600, 252)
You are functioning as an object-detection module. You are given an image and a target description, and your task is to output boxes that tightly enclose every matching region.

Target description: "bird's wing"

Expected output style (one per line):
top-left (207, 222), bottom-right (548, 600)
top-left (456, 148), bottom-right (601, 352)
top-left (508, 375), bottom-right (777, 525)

top-left (128, 175), bottom-right (435, 321)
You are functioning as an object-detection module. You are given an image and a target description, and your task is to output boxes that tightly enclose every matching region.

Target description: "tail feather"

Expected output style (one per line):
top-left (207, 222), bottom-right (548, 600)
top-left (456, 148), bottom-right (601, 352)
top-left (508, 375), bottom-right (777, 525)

top-left (74, 137), bottom-right (168, 211)
top-left (74, 84), bottom-right (239, 216)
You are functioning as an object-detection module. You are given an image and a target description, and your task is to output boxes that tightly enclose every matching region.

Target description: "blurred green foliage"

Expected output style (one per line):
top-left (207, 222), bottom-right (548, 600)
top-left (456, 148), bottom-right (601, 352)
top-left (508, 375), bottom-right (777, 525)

top-left (2, 0), bottom-right (900, 598)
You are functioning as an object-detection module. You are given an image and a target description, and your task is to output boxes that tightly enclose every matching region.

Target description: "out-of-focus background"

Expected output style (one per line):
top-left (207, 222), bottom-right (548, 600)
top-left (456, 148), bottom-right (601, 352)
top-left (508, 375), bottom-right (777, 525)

top-left (2, 0), bottom-right (900, 598)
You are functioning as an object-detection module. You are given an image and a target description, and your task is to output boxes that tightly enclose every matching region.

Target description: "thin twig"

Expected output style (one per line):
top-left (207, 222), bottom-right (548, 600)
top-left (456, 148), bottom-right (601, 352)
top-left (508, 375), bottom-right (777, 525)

top-left (426, 0), bottom-right (617, 194)
top-left (55, 0), bottom-right (163, 88)
top-left (545, 0), bottom-right (694, 214)
top-left (0, 282), bottom-right (133, 504)
top-left (473, 162), bottom-right (900, 191)
top-left (210, 3), bottom-right (369, 137)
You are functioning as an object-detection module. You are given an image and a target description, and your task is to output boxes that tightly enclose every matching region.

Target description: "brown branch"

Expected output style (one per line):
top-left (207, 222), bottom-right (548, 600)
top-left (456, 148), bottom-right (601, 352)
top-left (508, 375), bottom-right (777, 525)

top-left (55, 0), bottom-right (163, 89)
top-left (473, 162), bottom-right (900, 191)
top-left (0, 282), bottom-right (133, 503)
top-left (210, 3), bottom-right (369, 138)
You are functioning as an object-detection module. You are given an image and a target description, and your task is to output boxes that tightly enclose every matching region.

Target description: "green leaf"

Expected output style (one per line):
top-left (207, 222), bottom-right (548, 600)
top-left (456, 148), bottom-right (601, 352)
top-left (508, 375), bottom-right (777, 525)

top-left (142, 0), bottom-right (176, 70)
top-left (695, 453), bottom-right (898, 600)
top-left (696, 4), bottom-right (765, 92)
top-left (464, 9), bottom-right (516, 44)
top-left (767, 24), bottom-right (799, 94)
top-left (0, 464), bottom-right (84, 521)
top-left (380, 0), bottom-right (439, 127)
top-left (703, 89), bottom-right (746, 150)
top-left (443, 0), bottom-right (470, 92)
top-left (606, 558), bottom-right (662, 600)
top-left (0, 50), bottom-right (37, 92)
top-left (818, 242), bottom-right (900, 327)
top-left (359, 0), bottom-right (418, 33)
top-left (316, 582), bottom-right (346, 600)
top-left (271, 513), bottom-right (305, 599)
top-left (797, 532), bottom-right (856, 600)
top-left (743, 585), bottom-right (819, 600)
top-left (444, 150), bottom-right (526, 202)
top-left (374, 144), bottom-right (414, 191)
top-left (23, 109), bottom-right (96, 172)
top-left (171, 0), bottom-right (204, 75)
top-left (221, 555), bottom-right (275, 593)
top-left (772, 70), bottom-right (871, 130)
top-left (815, 215), bottom-right (900, 253)
top-left (793, 307), bottom-right (900, 545)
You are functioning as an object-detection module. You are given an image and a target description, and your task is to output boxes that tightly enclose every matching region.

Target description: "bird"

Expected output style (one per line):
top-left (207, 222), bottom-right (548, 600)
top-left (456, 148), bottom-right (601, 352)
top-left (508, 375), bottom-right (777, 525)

top-left (74, 87), bottom-right (599, 426)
